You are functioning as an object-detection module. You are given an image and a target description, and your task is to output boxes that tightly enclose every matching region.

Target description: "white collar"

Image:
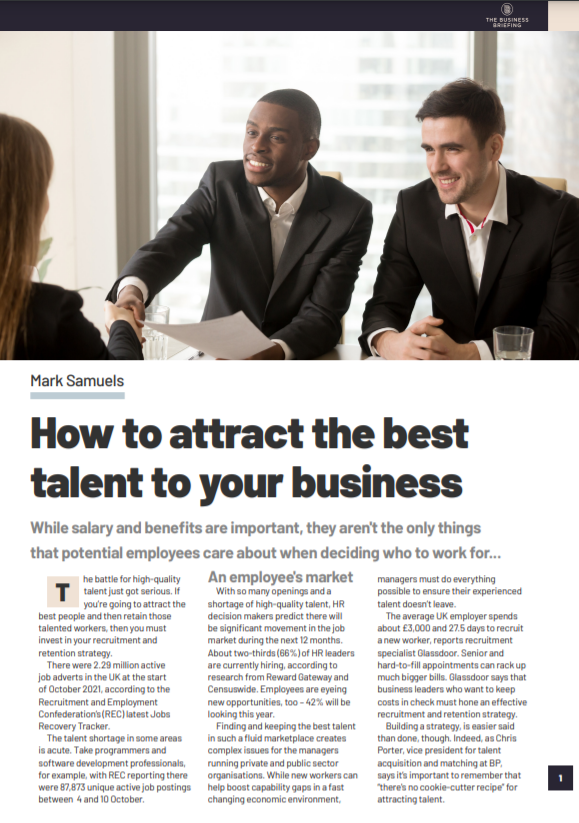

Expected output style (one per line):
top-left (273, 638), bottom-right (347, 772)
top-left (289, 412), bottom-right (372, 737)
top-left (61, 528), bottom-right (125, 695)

top-left (259, 170), bottom-right (309, 214)
top-left (445, 163), bottom-right (508, 228)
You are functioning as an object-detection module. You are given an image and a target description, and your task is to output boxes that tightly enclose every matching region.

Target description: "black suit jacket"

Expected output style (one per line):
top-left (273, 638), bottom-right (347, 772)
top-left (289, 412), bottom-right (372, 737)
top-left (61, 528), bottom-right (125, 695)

top-left (13, 283), bottom-right (143, 360)
top-left (107, 161), bottom-right (373, 359)
top-left (361, 169), bottom-right (579, 359)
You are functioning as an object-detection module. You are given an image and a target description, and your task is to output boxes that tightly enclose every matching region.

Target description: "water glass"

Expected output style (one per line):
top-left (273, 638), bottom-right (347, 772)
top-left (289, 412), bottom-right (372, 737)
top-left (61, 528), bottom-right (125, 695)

top-left (493, 326), bottom-right (534, 360)
top-left (144, 305), bottom-right (170, 361)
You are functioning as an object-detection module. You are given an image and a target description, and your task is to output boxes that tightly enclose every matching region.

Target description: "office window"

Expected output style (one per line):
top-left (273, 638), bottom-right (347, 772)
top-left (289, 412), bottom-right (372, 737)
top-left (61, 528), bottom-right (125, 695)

top-left (497, 32), bottom-right (579, 196)
top-left (155, 31), bottom-right (469, 337)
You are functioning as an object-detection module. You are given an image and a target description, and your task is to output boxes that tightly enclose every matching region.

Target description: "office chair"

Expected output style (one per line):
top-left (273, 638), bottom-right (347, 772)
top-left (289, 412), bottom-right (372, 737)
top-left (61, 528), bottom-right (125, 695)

top-left (532, 177), bottom-right (567, 191)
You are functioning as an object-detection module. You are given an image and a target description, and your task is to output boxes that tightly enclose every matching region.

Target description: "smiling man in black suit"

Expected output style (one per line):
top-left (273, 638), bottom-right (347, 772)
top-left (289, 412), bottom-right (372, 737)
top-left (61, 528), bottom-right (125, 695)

top-left (107, 89), bottom-right (373, 359)
top-left (362, 78), bottom-right (579, 360)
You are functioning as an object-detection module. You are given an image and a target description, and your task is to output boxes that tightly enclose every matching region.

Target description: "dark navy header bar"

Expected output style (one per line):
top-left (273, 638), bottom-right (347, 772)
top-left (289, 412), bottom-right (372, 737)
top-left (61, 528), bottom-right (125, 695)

top-left (0, 1), bottom-right (548, 31)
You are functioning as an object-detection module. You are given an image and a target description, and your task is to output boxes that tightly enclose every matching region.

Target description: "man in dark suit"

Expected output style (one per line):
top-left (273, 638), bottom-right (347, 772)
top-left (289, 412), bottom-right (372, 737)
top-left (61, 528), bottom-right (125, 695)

top-left (361, 78), bottom-right (579, 360)
top-left (108, 89), bottom-right (372, 360)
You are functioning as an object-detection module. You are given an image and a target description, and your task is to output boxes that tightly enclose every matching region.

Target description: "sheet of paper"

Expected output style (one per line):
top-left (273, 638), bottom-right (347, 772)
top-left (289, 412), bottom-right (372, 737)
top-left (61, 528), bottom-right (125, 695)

top-left (145, 311), bottom-right (275, 360)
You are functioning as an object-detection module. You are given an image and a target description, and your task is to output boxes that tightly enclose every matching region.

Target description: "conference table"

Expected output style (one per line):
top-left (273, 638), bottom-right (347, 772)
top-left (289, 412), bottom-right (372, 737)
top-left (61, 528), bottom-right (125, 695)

top-left (168, 340), bottom-right (369, 360)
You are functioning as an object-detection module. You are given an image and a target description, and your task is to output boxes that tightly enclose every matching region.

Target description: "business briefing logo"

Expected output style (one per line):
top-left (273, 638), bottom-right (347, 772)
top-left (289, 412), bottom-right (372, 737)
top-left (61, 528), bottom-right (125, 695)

top-left (487, 1), bottom-right (530, 28)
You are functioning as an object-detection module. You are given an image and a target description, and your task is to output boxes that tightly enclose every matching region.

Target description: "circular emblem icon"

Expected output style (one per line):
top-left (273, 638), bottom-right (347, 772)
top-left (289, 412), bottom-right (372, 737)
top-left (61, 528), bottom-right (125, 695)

top-left (501, 3), bottom-right (513, 14)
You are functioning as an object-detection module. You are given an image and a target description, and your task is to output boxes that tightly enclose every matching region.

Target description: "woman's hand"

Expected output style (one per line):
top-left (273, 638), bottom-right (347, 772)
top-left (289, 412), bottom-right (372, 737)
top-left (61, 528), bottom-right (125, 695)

top-left (104, 301), bottom-right (144, 343)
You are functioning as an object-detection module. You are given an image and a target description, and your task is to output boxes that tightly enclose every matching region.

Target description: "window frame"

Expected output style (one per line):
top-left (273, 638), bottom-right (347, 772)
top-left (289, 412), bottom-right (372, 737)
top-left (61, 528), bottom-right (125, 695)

top-left (113, 30), bottom-right (497, 299)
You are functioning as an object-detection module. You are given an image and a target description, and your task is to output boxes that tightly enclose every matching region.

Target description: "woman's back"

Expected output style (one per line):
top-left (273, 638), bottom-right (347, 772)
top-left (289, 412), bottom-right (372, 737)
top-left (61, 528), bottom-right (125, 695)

top-left (14, 282), bottom-right (142, 360)
top-left (1, 113), bottom-right (142, 360)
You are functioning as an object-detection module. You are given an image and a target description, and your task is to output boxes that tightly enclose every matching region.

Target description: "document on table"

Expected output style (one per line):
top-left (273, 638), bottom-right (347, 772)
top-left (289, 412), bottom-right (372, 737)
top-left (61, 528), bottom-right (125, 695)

top-left (145, 311), bottom-right (275, 360)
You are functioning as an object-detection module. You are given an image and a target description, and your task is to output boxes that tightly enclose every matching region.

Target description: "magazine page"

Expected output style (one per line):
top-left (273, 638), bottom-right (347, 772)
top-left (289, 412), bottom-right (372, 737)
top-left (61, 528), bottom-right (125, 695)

top-left (0, 3), bottom-right (576, 821)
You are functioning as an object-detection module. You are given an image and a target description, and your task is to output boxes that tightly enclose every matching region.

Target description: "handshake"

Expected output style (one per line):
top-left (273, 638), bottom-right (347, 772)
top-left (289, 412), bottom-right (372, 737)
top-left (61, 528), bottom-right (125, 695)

top-left (104, 285), bottom-right (146, 342)
top-left (104, 285), bottom-right (285, 360)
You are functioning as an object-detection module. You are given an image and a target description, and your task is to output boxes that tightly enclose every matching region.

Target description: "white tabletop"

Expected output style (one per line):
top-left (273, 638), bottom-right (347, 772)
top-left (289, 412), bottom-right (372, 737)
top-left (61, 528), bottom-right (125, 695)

top-left (168, 343), bottom-right (368, 361)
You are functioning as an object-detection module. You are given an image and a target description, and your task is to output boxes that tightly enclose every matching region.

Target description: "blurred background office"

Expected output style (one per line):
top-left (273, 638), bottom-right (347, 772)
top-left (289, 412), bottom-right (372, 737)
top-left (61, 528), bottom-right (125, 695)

top-left (1, 30), bottom-right (577, 341)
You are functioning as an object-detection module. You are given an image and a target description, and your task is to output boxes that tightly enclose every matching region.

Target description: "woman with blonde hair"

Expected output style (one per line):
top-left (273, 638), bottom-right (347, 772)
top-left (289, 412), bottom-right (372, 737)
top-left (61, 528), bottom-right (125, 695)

top-left (0, 113), bottom-right (143, 359)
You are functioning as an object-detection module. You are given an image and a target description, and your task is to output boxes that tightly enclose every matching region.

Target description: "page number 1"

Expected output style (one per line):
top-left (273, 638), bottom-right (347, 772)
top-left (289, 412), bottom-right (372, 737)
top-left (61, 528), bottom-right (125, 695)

top-left (548, 766), bottom-right (573, 791)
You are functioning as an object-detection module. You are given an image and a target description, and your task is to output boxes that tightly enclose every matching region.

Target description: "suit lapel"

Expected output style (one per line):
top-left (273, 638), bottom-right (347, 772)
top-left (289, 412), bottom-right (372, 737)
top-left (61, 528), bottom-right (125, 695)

top-left (438, 212), bottom-right (477, 313)
top-left (475, 173), bottom-right (522, 321)
top-left (267, 166), bottom-right (330, 303)
top-left (235, 175), bottom-right (274, 287)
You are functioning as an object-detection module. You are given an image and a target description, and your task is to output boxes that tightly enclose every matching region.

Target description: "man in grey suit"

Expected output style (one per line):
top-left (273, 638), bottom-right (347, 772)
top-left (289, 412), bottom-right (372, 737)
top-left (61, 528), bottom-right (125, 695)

top-left (108, 89), bottom-right (373, 359)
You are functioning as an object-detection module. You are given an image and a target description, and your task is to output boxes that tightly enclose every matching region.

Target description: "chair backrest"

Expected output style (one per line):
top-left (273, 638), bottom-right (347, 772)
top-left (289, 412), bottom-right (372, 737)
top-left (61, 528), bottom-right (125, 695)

top-left (320, 171), bottom-right (343, 183)
top-left (532, 176), bottom-right (568, 192)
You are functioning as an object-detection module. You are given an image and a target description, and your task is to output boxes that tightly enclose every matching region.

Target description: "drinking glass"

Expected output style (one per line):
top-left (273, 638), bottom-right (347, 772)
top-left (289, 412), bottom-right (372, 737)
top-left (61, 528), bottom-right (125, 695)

top-left (493, 326), bottom-right (534, 360)
top-left (143, 305), bottom-right (170, 360)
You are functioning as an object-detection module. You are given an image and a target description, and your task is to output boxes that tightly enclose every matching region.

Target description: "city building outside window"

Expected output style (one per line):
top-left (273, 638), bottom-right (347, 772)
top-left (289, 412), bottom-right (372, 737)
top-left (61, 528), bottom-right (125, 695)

top-left (497, 32), bottom-right (579, 197)
top-left (155, 31), bottom-right (470, 339)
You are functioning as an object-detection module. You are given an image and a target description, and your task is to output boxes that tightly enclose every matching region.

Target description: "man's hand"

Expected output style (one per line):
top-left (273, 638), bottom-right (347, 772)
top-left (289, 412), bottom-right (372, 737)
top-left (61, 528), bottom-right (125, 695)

top-left (112, 285), bottom-right (146, 331)
top-left (216, 343), bottom-right (285, 361)
top-left (104, 302), bottom-right (145, 344)
top-left (245, 342), bottom-right (285, 360)
top-left (374, 317), bottom-right (480, 361)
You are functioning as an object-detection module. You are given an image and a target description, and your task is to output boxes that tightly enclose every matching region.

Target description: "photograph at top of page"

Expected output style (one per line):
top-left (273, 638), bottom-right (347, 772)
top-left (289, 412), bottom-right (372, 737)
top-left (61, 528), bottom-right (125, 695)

top-left (0, 27), bottom-right (577, 360)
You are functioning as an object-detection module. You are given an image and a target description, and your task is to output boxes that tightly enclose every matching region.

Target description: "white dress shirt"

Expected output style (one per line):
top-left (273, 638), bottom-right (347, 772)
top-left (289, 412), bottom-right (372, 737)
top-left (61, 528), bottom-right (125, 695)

top-left (258, 171), bottom-right (308, 272)
top-left (369, 163), bottom-right (508, 360)
top-left (117, 173), bottom-right (309, 360)
top-left (256, 172), bottom-right (309, 360)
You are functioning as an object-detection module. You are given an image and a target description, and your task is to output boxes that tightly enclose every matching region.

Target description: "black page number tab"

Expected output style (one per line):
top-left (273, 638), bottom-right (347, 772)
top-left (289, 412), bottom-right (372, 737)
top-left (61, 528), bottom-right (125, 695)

top-left (548, 766), bottom-right (573, 791)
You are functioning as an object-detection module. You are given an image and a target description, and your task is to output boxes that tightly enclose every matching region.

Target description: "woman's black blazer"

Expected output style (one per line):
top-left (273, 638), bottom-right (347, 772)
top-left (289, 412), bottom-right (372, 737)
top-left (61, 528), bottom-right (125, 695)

top-left (13, 283), bottom-right (142, 360)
